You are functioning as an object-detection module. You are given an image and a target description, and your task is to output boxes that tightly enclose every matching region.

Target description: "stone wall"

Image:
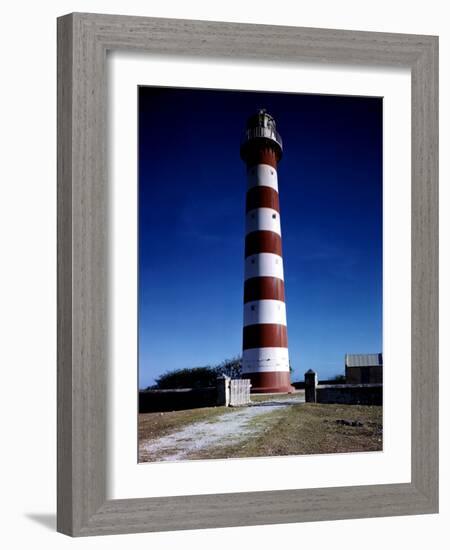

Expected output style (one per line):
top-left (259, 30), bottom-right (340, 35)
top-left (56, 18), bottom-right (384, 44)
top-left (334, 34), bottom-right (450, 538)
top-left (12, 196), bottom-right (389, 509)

top-left (304, 370), bottom-right (382, 405)
top-left (316, 384), bottom-right (382, 405)
top-left (139, 387), bottom-right (217, 413)
top-left (292, 379), bottom-right (346, 390)
top-left (139, 377), bottom-right (252, 413)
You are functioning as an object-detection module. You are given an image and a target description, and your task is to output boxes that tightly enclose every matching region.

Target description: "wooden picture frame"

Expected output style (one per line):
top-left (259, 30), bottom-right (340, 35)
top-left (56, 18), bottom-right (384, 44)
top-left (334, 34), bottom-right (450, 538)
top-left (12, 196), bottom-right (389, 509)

top-left (57, 12), bottom-right (438, 536)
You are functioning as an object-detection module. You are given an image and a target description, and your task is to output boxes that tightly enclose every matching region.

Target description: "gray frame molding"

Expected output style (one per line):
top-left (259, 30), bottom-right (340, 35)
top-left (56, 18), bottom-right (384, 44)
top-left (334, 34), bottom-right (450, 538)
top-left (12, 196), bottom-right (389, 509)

top-left (57, 12), bottom-right (438, 536)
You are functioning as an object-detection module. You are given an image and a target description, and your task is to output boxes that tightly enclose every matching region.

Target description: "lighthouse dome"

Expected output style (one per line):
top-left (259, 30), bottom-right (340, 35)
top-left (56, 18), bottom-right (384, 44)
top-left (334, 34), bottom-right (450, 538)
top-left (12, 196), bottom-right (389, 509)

top-left (240, 108), bottom-right (283, 161)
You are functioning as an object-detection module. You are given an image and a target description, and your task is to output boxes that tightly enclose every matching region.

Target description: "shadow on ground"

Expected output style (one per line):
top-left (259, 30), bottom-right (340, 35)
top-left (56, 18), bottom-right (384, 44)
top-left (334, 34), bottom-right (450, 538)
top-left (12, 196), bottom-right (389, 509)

top-left (25, 513), bottom-right (56, 531)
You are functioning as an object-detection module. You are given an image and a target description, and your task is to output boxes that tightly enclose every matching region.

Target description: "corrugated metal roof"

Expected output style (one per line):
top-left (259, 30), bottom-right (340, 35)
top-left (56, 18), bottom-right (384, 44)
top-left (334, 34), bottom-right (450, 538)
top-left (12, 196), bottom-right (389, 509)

top-left (345, 353), bottom-right (383, 367)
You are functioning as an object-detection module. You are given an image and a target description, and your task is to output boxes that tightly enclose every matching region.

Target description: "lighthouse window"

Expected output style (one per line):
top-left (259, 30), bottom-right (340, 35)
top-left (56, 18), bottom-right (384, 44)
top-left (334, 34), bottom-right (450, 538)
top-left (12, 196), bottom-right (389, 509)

top-left (270, 170), bottom-right (274, 175)
top-left (272, 214), bottom-right (277, 219)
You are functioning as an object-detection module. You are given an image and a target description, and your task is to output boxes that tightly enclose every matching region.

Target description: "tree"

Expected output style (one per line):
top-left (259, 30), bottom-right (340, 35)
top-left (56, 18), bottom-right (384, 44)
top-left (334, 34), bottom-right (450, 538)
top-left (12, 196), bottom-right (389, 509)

top-left (216, 356), bottom-right (242, 378)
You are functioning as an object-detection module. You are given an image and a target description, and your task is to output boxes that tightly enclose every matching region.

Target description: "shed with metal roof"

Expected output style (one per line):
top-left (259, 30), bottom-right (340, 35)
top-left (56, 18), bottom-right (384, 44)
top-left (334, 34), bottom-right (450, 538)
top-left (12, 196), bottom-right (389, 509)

top-left (345, 353), bottom-right (383, 384)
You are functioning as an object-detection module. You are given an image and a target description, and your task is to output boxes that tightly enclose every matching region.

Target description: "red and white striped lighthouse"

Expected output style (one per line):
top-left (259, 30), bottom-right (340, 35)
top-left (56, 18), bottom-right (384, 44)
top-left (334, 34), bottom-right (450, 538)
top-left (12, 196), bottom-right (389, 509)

top-left (240, 109), bottom-right (293, 394)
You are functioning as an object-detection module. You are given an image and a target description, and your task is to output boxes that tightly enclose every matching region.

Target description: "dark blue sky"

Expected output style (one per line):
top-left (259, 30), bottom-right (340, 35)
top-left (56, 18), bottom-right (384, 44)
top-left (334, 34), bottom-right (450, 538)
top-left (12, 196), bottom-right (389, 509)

top-left (138, 86), bottom-right (382, 388)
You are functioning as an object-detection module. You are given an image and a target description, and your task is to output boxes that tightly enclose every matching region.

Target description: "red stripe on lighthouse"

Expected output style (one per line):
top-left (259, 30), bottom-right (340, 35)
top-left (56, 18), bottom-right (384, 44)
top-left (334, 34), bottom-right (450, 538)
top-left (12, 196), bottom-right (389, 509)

top-left (245, 230), bottom-right (282, 258)
top-left (242, 324), bottom-right (288, 350)
top-left (244, 276), bottom-right (285, 303)
top-left (246, 186), bottom-right (280, 213)
top-left (244, 371), bottom-right (292, 394)
top-left (244, 147), bottom-right (278, 169)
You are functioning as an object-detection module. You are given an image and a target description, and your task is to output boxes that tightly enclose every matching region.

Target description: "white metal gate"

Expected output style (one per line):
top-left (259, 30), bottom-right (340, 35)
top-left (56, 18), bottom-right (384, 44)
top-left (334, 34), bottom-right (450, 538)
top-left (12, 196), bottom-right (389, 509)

top-left (229, 379), bottom-right (251, 406)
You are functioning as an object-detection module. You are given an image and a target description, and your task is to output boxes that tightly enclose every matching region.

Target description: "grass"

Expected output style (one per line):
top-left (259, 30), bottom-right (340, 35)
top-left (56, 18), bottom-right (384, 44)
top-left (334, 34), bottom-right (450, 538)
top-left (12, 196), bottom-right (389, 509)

top-left (139, 401), bottom-right (382, 462)
top-left (185, 403), bottom-right (382, 460)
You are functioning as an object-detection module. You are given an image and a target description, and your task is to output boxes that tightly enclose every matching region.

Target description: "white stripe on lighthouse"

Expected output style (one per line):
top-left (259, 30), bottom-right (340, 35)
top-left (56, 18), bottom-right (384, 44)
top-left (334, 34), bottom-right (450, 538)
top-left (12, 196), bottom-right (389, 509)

top-left (242, 347), bottom-right (290, 373)
top-left (245, 207), bottom-right (281, 235)
top-left (245, 253), bottom-right (284, 281)
top-left (243, 300), bottom-right (287, 326)
top-left (247, 163), bottom-right (278, 191)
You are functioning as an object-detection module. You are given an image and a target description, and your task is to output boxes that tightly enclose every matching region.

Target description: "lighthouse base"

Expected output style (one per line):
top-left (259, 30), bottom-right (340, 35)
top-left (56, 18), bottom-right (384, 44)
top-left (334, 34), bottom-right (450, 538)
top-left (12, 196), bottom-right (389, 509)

top-left (244, 371), bottom-right (294, 394)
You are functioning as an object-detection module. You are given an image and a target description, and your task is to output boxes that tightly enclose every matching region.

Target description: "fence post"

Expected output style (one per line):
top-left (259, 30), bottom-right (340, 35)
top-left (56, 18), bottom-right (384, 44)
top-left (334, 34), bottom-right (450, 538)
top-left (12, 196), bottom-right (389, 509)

top-left (304, 369), bottom-right (318, 403)
top-left (216, 375), bottom-right (231, 406)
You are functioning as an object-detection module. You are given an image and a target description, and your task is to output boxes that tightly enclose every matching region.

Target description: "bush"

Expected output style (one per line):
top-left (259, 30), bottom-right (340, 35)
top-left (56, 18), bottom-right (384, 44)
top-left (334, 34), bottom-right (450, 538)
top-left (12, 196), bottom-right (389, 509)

top-left (155, 366), bottom-right (217, 389)
top-left (154, 356), bottom-right (242, 389)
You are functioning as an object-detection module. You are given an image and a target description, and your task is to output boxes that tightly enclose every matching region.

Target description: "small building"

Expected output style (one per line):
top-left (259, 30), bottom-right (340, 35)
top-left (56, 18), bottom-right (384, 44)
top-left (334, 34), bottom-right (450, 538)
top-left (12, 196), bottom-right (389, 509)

top-left (345, 353), bottom-right (383, 384)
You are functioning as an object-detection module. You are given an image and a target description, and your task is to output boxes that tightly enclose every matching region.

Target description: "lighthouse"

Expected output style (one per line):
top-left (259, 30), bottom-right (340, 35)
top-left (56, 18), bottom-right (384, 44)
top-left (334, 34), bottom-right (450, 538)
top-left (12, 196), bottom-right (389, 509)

top-left (240, 109), bottom-right (293, 394)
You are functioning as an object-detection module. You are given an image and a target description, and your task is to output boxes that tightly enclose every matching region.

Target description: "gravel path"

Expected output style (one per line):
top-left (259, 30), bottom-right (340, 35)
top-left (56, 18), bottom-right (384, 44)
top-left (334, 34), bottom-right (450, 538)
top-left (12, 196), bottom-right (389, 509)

top-left (140, 394), bottom-right (305, 462)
